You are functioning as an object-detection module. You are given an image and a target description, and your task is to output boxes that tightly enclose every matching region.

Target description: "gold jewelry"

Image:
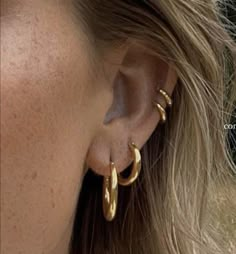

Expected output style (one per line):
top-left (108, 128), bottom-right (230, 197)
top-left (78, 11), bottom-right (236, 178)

top-left (158, 88), bottom-right (172, 107)
top-left (118, 142), bottom-right (141, 186)
top-left (103, 142), bottom-right (141, 221)
top-left (153, 102), bottom-right (167, 122)
top-left (103, 162), bottom-right (118, 221)
top-left (152, 88), bottom-right (173, 122)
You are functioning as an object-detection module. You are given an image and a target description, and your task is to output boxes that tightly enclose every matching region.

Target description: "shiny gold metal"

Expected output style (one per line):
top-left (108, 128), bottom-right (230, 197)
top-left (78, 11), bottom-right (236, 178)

top-left (103, 162), bottom-right (118, 221)
top-left (118, 142), bottom-right (141, 186)
top-left (153, 102), bottom-right (167, 122)
top-left (158, 88), bottom-right (172, 107)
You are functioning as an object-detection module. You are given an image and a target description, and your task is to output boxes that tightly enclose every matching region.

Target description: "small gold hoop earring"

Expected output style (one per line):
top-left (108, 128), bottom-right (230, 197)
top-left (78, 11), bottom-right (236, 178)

top-left (153, 102), bottom-right (167, 122)
top-left (158, 88), bottom-right (172, 107)
top-left (103, 162), bottom-right (118, 221)
top-left (118, 142), bottom-right (141, 186)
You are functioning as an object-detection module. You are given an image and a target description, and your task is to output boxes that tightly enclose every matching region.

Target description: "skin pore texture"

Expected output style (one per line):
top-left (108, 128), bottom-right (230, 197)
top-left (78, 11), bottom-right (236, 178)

top-left (1, 1), bottom-right (95, 253)
top-left (1, 1), bottom-right (177, 254)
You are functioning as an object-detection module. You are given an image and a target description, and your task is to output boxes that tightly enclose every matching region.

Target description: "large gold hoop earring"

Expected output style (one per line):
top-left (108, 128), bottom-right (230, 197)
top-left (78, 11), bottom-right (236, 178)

top-left (118, 142), bottom-right (141, 186)
top-left (103, 162), bottom-right (118, 221)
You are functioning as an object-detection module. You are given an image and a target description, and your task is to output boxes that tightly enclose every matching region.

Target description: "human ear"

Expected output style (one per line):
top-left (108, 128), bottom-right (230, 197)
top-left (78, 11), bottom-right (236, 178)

top-left (86, 43), bottom-right (178, 176)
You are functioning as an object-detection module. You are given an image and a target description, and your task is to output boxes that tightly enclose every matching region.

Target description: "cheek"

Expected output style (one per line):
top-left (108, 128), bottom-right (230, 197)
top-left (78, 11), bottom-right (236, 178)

top-left (1, 13), bottom-right (91, 253)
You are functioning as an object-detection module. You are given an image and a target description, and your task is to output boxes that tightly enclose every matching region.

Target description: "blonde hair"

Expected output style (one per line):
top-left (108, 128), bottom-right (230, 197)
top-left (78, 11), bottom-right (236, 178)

top-left (70, 1), bottom-right (236, 253)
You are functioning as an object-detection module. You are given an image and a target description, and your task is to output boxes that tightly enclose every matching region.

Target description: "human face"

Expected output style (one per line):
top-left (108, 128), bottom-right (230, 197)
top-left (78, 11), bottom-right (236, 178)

top-left (1, 1), bottom-right (108, 253)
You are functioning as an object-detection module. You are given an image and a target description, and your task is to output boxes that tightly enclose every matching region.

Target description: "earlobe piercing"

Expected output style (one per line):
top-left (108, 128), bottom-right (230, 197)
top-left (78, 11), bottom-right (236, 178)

top-left (102, 141), bottom-right (141, 221)
top-left (118, 142), bottom-right (141, 186)
top-left (103, 162), bottom-right (118, 221)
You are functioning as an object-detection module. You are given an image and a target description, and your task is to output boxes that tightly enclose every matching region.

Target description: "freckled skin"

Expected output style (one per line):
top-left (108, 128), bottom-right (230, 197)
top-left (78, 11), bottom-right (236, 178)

top-left (1, 1), bottom-right (108, 254)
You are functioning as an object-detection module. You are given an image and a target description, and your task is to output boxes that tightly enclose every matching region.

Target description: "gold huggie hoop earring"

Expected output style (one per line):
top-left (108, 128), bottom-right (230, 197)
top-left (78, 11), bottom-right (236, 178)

top-left (118, 142), bottom-right (141, 186)
top-left (103, 162), bottom-right (118, 221)
top-left (153, 88), bottom-right (172, 122)
top-left (158, 88), bottom-right (172, 107)
top-left (152, 102), bottom-right (167, 122)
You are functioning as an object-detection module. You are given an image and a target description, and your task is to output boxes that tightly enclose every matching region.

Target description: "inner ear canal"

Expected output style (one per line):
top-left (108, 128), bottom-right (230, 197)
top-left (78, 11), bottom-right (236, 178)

top-left (103, 71), bottom-right (136, 124)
